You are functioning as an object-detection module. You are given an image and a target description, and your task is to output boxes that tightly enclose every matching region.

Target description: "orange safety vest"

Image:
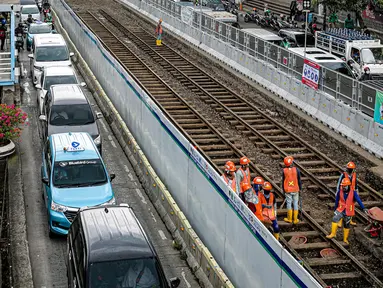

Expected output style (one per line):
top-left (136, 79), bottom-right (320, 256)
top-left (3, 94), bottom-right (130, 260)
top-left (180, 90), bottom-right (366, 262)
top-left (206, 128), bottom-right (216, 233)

top-left (239, 167), bottom-right (250, 194)
top-left (155, 24), bottom-right (163, 35)
top-left (283, 167), bottom-right (300, 193)
top-left (343, 172), bottom-right (356, 191)
top-left (253, 190), bottom-right (264, 221)
top-left (222, 174), bottom-right (236, 192)
top-left (336, 189), bottom-right (355, 216)
top-left (260, 193), bottom-right (276, 221)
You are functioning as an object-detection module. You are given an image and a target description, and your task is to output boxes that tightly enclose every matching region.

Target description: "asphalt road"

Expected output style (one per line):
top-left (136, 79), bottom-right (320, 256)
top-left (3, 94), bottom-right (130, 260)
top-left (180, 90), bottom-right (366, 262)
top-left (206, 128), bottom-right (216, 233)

top-left (16, 47), bottom-right (200, 287)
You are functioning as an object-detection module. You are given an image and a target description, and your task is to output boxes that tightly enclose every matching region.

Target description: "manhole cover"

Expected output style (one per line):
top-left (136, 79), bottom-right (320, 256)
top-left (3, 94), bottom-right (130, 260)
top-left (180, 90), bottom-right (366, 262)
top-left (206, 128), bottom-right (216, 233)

top-left (320, 248), bottom-right (340, 258)
top-left (289, 235), bottom-right (307, 246)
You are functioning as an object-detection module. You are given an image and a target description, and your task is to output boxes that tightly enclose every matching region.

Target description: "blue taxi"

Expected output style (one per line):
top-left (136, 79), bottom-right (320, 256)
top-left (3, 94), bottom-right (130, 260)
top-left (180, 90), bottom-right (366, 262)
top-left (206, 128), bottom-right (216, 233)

top-left (26, 22), bottom-right (54, 51)
top-left (41, 132), bottom-right (115, 237)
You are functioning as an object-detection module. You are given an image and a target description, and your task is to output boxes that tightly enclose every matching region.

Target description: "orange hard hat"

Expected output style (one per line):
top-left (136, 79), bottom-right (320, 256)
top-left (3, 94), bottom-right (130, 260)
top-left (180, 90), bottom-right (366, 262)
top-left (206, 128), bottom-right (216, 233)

top-left (241, 183), bottom-right (252, 191)
top-left (224, 161), bottom-right (236, 172)
top-left (240, 156), bottom-right (250, 165)
top-left (253, 176), bottom-right (264, 185)
top-left (346, 161), bottom-right (356, 169)
top-left (263, 182), bottom-right (272, 191)
top-left (253, 7), bottom-right (257, 10)
top-left (284, 156), bottom-right (294, 167)
top-left (341, 178), bottom-right (351, 186)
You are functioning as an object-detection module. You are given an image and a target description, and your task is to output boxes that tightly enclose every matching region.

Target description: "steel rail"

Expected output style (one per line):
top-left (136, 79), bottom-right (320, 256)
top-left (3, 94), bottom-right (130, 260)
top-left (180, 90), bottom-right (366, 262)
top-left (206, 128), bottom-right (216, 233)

top-left (75, 10), bottom-right (383, 287)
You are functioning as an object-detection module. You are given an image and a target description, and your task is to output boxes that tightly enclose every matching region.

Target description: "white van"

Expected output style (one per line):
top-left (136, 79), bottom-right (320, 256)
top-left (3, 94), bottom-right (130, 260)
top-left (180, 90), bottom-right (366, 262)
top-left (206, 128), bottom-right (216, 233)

top-left (242, 28), bottom-right (283, 45)
top-left (28, 34), bottom-right (74, 85)
top-left (288, 47), bottom-right (356, 78)
top-left (20, 4), bottom-right (41, 22)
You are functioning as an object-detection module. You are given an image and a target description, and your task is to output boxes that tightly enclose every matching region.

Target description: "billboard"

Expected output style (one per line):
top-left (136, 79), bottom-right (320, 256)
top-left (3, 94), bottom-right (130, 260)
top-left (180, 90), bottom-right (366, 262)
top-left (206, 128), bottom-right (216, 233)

top-left (374, 90), bottom-right (383, 125)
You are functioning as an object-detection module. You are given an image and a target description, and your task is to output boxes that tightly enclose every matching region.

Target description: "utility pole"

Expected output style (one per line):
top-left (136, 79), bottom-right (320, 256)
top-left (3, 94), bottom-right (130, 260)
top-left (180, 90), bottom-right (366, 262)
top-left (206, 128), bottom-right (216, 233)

top-left (303, 0), bottom-right (311, 60)
top-left (322, 0), bottom-right (327, 31)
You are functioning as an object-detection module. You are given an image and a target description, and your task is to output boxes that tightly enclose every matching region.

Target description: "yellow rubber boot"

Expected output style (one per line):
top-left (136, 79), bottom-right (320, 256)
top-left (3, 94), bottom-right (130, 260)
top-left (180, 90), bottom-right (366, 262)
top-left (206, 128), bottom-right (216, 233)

top-left (326, 222), bottom-right (338, 239)
top-left (284, 209), bottom-right (292, 223)
top-left (273, 233), bottom-right (280, 240)
top-left (337, 218), bottom-right (343, 228)
top-left (293, 210), bottom-right (300, 224)
top-left (350, 218), bottom-right (357, 226)
top-left (343, 228), bottom-right (350, 245)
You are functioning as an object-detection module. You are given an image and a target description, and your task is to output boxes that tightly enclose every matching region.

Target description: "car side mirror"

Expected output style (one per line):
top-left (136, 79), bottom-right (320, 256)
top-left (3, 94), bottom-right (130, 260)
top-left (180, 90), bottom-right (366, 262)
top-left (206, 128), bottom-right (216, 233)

top-left (69, 52), bottom-right (74, 57)
top-left (96, 112), bottom-right (103, 119)
top-left (110, 173), bottom-right (116, 181)
top-left (28, 54), bottom-right (33, 59)
top-left (170, 277), bottom-right (181, 288)
top-left (36, 83), bottom-right (42, 89)
top-left (80, 82), bottom-right (86, 87)
top-left (39, 115), bottom-right (47, 121)
top-left (52, 30), bottom-right (57, 34)
top-left (42, 177), bottom-right (49, 186)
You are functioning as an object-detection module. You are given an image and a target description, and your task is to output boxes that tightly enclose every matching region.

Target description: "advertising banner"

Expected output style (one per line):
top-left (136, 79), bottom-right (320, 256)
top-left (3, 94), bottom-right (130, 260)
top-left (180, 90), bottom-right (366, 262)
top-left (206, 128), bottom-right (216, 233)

top-left (374, 90), bottom-right (383, 124)
top-left (302, 59), bottom-right (319, 90)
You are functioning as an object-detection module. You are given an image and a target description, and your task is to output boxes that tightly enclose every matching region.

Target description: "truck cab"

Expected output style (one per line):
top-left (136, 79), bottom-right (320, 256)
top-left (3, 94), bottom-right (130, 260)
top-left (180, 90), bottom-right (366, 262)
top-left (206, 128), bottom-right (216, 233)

top-left (315, 30), bottom-right (383, 80)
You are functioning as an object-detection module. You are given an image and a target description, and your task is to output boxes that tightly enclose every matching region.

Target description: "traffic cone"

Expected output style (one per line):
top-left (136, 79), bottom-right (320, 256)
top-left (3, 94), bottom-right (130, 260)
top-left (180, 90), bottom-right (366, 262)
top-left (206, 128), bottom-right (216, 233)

top-left (239, 2), bottom-right (243, 11)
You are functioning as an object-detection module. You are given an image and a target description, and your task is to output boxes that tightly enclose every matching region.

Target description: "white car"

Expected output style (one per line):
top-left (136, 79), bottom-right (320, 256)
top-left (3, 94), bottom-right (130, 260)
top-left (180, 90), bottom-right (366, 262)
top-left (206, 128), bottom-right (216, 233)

top-left (36, 66), bottom-right (85, 115)
top-left (20, 5), bottom-right (41, 23)
top-left (28, 34), bottom-right (74, 85)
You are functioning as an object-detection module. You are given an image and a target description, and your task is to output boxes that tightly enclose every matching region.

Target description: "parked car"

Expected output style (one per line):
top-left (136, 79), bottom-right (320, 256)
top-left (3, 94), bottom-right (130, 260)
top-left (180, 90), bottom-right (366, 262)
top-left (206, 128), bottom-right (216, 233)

top-left (19, 4), bottom-right (41, 23)
top-left (278, 29), bottom-right (315, 48)
top-left (36, 66), bottom-right (85, 115)
top-left (41, 132), bottom-right (115, 237)
top-left (26, 22), bottom-right (54, 51)
top-left (39, 84), bottom-right (102, 153)
top-left (28, 34), bottom-right (74, 84)
top-left (66, 204), bottom-right (181, 288)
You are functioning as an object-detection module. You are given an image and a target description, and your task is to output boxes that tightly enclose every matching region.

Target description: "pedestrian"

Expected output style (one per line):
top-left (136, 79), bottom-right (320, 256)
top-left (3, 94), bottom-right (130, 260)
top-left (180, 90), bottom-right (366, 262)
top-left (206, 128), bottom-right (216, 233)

top-left (155, 18), bottom-right (163, 46)
top-left (282, 156), bottom-right (302, 224)
top-left (336, 162), bottom-right (358, 227)
top-left (363, 25), bottom-right (371, 36)
top-left (326, 178), bottom-right (368, 245)
top-left (360, 67), bottom-right (372, 81)
top-left (344, 14), bottom-right (354, 30)
top-left (0, 21), bottom-right (7, 51)
top-left (280, 38), bottom-right (290, 49)
top-left (221, 161), bottom-right (237, 194)
top-left (328, 11), bottom-right (338, 28)
top-left (242, 182), bottom-right (260, 214)
top-left (289, 0), bottom-right (296, 21)
top-left (236, 156), bottom-right (251, 203)
top-left (260, 182), bottom-right (280, 240)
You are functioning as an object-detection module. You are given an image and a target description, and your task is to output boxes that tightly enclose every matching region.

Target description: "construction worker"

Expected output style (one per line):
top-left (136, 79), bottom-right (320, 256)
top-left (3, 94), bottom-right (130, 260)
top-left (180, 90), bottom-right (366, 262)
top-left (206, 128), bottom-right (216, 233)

top-left (221, 161), bottom-right (237, 194)
top-left (260, 182), bottom-right (280, 240)
top-left (242, 183), bottom-right (259, 213)
top-left (337, 162), bottom-right (358, 227)
top-left (236, 156), bottom-right (251, 203)
top-left (247, 177), bottom-right (264, 220)
top-left (326, 178), bottom-right (368, 244)
top-left (282, 156), bottom-right (302, 224)
top-left (155, 19), bottom-right (163, 46)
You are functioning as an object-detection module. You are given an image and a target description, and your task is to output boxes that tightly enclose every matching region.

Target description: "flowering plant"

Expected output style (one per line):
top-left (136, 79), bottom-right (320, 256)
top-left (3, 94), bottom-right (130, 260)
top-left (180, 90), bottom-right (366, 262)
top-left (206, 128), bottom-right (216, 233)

top-left (0, 104), bottom-right (27, 146)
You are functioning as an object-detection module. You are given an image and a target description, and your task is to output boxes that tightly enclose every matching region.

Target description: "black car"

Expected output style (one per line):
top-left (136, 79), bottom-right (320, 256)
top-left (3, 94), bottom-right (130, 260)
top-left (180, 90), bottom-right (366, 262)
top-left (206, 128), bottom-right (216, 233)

top-left (66, 204), bottom-right (181, 288)
top-left (278, 29), bottom-right (315, 48)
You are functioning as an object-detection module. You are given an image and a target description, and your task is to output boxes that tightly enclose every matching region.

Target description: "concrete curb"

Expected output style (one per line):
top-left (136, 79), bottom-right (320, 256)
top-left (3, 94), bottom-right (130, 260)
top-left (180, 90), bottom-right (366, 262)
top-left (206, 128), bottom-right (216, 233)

top-left (8, 152), bottom-right (34, 288)
top-left (52, 8), bottom-right (234, 288)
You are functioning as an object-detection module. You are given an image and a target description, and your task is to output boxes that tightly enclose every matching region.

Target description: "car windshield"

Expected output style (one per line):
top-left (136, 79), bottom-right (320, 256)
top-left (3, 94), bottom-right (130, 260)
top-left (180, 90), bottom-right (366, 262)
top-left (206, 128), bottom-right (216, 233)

top-left (321, 62), bottom-right (354, 77)
top-left (295, 34), bottom-right (315, 47)
top-left (49, 104), bottom-right (95, 126)
top-left (36, 46), bottom-right (69, 62)
top-left (53, 159), bottom-right (107, 187)
top-left (361, 47), bottom-right (383, 64)
top-left (90, 258), bottom-right (164, 288)
top-left (44, 75), bottom-right (77, 90)
top-left (29, 25), bottom-right (52, 34)
top-left (21, 6), bottom-right (39, 14)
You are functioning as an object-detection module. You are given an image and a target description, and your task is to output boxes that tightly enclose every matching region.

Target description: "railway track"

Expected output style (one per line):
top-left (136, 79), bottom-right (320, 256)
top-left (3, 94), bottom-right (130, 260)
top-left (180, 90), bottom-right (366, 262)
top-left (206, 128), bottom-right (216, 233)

top-left (98, 9), bottom-right (383, 226)
top-left (75, 10), bottom-right (383, 287)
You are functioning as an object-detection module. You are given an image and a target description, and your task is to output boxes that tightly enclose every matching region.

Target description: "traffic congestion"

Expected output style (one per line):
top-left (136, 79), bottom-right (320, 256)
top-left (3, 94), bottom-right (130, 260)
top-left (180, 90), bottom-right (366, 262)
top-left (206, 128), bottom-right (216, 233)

top-left (12, 1), bottom-right (197, 287)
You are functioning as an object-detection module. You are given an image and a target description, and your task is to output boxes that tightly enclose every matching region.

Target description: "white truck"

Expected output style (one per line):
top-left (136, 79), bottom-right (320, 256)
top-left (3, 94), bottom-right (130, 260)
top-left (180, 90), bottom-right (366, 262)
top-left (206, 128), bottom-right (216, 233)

top-left (315, 30), bottom-right (383, 80)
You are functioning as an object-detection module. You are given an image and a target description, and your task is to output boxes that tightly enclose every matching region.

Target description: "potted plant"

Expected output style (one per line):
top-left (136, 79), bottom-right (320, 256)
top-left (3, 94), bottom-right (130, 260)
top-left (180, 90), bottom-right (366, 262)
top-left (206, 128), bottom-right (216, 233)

top-left (0, 104), bottom-right (28, 158)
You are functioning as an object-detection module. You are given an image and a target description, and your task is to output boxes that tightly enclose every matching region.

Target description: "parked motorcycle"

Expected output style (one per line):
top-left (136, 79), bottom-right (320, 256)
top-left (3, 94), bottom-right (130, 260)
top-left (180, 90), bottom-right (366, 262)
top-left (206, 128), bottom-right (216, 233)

top-left (244, 11), bottom-right (260, 25)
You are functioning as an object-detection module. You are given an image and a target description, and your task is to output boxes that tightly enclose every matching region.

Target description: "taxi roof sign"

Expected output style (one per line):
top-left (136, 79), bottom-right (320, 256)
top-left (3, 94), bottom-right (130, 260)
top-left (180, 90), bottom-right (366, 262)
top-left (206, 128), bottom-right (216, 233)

top-left (64, 141), bottom-right (85, 152)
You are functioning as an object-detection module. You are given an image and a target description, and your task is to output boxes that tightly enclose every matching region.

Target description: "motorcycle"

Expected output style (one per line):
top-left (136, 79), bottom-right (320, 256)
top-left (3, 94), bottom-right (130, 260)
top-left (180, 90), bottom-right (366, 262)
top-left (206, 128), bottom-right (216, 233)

top-left (15, 33), bottom-right (24, 52)
top-left (244, 12), bottom-right (260, 25)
